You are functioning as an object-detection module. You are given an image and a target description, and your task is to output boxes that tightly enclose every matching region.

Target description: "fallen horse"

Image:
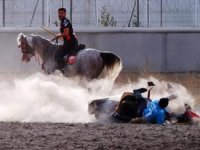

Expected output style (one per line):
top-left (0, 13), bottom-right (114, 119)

top-left (88, 82), bottom-right (200, 124)
top-left (89, 88), bottom-right (152, 123)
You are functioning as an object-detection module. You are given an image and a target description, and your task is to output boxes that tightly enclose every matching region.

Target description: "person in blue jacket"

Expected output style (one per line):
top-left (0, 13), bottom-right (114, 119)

top-left (142, 98), bottom-right (169, 124)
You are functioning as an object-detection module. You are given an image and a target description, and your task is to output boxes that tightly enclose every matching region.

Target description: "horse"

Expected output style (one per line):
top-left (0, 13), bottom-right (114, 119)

top-left (17, 33), bottom-right (122, 80)
top-left (88, 90), bottom-right (147, 123)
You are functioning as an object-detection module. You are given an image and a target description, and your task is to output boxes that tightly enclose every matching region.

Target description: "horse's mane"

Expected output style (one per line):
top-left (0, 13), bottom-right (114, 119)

top-left (17, 32), bottom-right (25, 46)
top-left (30, 34), bottom-right (52, 45)
top-left (29, 34), bottom-right (62, 60)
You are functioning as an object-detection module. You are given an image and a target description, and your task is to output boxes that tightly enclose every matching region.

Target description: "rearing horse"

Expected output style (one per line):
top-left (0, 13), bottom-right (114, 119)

top-left (17, 33), bottom-right (122, 80)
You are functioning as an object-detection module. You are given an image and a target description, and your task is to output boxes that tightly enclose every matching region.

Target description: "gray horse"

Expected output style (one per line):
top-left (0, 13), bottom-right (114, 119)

top-left (17, 33), bottom-right (122, 80)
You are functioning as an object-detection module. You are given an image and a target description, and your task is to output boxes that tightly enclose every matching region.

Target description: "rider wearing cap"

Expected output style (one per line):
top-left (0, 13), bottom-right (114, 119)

top-left (55, 8), bottom-right (78, 69)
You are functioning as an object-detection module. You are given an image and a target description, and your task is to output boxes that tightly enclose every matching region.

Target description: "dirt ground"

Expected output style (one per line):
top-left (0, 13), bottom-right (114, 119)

top-left (0, 72), bottom-right (199, 149)
top-left (0, 122), bottom-right (199, 150)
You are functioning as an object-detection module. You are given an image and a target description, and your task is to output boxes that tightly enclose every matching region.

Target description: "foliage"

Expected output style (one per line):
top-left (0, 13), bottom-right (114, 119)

top-left (100, 6), bottom-right (117, 27)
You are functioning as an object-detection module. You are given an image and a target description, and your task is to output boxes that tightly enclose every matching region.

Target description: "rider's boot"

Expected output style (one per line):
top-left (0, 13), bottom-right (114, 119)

top-left (57, 60), bottom-right (65, 73)
top-left (64, 55), bottom-right (69, 63)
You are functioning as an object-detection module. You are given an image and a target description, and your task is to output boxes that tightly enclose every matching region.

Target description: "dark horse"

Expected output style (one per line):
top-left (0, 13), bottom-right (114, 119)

top-left (17, 33), bottom-right (122, 80)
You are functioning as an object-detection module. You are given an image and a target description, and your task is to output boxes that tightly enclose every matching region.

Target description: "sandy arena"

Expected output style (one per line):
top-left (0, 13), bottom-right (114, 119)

top-left (0, 72), bottom-right (199, 149)
top-left (0, 122), bottom-right (200, 149)
top-left (2, 1), bottom-right (200, 149)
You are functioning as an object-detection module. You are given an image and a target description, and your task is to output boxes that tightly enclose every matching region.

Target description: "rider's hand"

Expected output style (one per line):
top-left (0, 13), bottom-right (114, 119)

top-left (168, 94), bottom-right (178, 101)
top-left (56, 34), bottom-right (62, 39)
top-left (164, 120), bottom-right (171, 125)
top-left (51, 36), bottom-right (57, 42)
top-left (51, 34), bottom-right (61, 42)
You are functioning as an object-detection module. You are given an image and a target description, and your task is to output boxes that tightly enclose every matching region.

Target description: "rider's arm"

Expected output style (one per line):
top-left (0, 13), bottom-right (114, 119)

top-left (57, 28), bottom-right (69, 39)
top-left (56, 18), bottom-right (71, 39)
top-left (156, 110), bottom-right (166, 124)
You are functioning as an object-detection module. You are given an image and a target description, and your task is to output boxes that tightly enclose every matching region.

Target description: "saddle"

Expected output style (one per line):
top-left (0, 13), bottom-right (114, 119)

top-left (64, 44), bottom-right (86, 65)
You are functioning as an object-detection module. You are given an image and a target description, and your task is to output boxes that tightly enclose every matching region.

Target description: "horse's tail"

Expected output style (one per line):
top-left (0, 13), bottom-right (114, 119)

top-left (99, 51), bottom-right (122, 80)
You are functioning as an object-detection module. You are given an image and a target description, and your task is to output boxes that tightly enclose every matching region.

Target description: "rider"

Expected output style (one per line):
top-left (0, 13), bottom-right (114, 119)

top-left (175, 103), bottom-right (200, 124)
top-left (54, 8), bottom-right (78, 69)
top-left (142, 98), bottom-right (169, 124)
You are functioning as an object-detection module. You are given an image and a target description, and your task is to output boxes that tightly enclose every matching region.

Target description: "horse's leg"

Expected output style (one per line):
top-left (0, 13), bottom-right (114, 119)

top-left (63, 63), bottom-right (79, 77)
top-left (43, 59), bottom-right (58, 74)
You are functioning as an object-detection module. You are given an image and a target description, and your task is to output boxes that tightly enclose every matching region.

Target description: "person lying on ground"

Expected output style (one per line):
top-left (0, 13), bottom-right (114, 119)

top-left (112, 87), bottom-right (176, 124)
top-left (169, 103), bottom-right (200, 124)
top-left (143, 98), bottom-right (169, 124)
top-left (132, 97), bottom-right (172, 125)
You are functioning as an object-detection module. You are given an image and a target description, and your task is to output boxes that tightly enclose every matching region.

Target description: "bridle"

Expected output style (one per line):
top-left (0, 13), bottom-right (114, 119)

top-left (18, 36), bottom-right (35, 62)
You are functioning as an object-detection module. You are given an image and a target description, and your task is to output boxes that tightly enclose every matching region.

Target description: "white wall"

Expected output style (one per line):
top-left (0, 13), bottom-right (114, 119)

top-left (0, 27), bottom-right (200, 73)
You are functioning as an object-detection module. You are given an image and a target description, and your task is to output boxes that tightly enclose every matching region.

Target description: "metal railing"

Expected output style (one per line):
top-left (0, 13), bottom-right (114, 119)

top-left (0, 0), bottom-right (200, 27)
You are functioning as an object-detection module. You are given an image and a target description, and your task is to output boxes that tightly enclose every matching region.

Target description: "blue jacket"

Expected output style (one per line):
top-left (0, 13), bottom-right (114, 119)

top-left (143, 100), bottom-right (166, 124)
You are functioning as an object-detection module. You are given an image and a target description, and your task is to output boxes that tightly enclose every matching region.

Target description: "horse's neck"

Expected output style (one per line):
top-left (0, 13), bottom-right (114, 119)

top-left (32, 36), bottom-right (53, 62)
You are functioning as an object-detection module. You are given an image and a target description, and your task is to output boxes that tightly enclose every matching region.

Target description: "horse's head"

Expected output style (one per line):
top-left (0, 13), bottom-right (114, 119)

top-left (17, 33), bottom-right (35, 62)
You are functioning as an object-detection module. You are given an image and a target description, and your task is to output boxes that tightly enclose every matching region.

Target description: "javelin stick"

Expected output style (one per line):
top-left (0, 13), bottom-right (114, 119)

top-left (40, 26), bottom-right (63, 41)
top-left (40, 26), bottom-right (56, 36)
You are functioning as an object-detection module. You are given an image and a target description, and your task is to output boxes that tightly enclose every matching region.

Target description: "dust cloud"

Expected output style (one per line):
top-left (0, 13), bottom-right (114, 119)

top-left (0, 72), bottom-right (196, 123)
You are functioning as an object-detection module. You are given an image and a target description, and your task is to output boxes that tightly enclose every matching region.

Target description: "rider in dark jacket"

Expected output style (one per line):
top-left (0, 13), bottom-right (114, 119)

top-left (54, 8), bottom-right (78, 69)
